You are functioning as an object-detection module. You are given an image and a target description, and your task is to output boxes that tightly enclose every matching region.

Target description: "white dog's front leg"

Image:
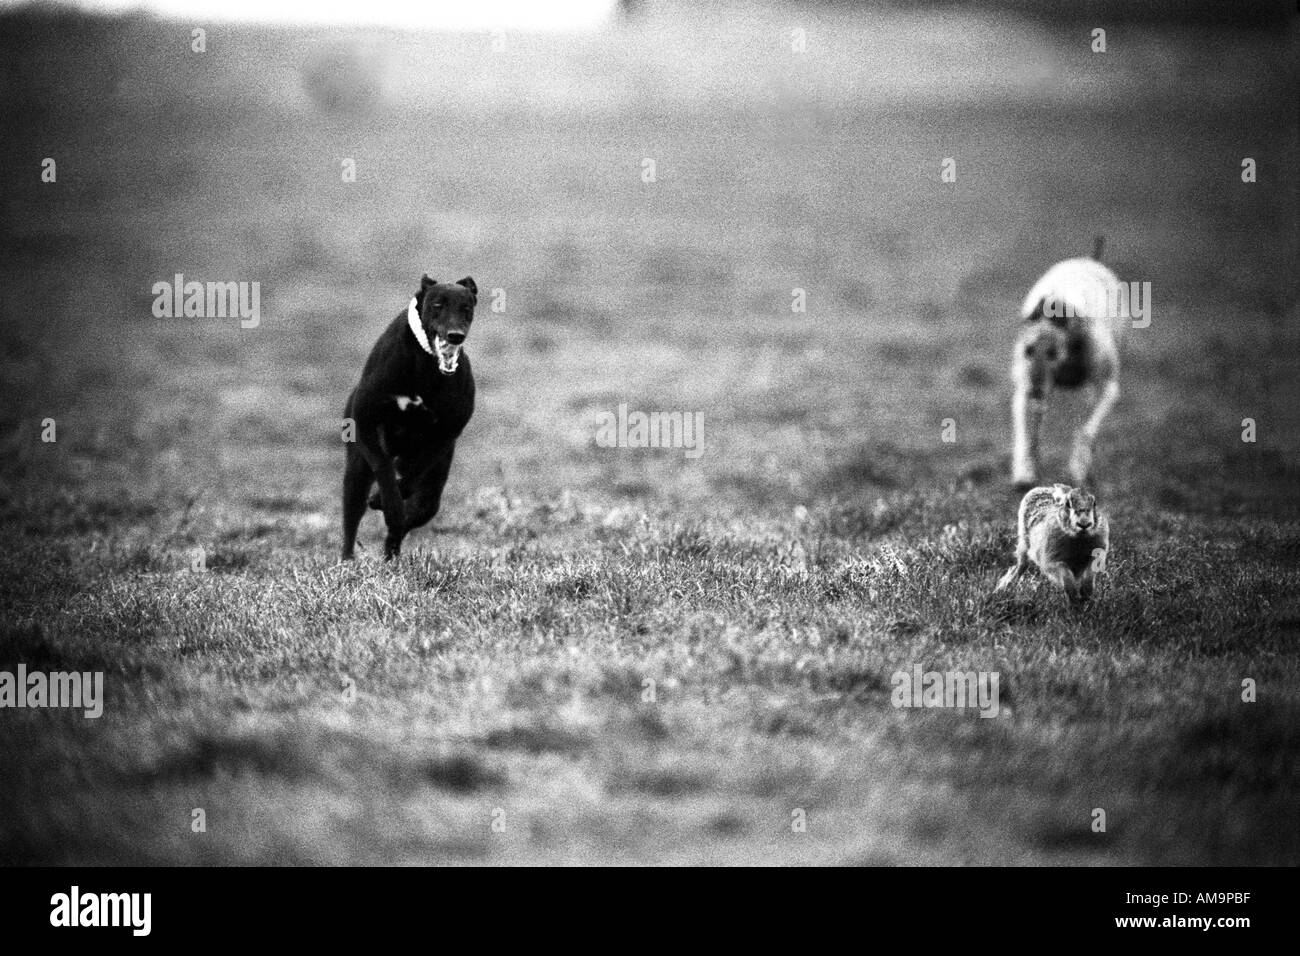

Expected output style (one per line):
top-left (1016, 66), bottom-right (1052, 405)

top-left (1070, 379), bottom-right (1119, 484)
top-left (1012, 386), bottom-right (1042, 487)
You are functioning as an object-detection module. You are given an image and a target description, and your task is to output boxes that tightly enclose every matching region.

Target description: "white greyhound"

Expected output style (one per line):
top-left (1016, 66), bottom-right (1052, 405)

top-left (1011, 239), bottom-right (1124, 489)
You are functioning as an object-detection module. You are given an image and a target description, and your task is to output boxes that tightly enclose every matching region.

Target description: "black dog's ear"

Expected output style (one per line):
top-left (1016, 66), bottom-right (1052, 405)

top-left (415, 274), bottom-right (438, 307)
top-left (455, 276), bottom-right (477, 299)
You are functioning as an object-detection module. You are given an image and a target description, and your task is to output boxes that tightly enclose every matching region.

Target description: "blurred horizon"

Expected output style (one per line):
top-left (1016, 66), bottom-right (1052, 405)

top-left (1, 0), bottom-right (619, 29)
top-left (0, 0), bottom-right (1294, 29)
top-left (1, 0), bottom-right (1297, 869)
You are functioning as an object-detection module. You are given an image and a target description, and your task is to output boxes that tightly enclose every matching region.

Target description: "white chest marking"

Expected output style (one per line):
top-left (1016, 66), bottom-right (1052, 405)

top-left (395, 395), bottom-right (424, 411)
top-left (407, 297), bottom-right (434, 355)
top-left (407, 296), bottom-right (462, 373)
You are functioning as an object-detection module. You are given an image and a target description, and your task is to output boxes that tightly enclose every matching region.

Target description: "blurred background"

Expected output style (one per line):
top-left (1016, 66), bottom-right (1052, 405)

top-left (1, 0), bottom-right (1294, 520)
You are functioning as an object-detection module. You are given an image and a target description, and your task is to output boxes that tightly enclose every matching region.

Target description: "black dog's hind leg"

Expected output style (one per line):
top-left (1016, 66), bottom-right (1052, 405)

top-left (401, 443), bottom-right (456, 534)
top-left (341, 446), bottom-right (373, 560)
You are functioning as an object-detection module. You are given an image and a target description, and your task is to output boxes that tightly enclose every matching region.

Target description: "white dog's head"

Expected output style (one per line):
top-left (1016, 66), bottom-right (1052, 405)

top-left (1015, 314), bottom-right (1069, 401)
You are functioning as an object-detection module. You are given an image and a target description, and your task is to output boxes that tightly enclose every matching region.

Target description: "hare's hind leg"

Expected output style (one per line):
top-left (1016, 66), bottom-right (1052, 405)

top-left (995, 547), bottom-right (1029, 591)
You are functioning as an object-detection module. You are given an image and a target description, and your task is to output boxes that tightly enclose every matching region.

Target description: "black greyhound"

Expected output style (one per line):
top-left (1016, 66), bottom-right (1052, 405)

top-left (341, 275), bottom-right (477, 560)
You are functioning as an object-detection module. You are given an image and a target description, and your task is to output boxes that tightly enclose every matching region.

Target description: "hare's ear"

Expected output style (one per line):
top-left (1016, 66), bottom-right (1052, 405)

top-left (1051, 483), bottom-right (1072, 502)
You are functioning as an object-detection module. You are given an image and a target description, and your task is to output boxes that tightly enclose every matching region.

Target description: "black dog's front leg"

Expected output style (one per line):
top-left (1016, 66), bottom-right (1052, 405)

top-left (401, 443), bottom-right (456, 533)
top-left (355, 426), bottom-right (406, 560)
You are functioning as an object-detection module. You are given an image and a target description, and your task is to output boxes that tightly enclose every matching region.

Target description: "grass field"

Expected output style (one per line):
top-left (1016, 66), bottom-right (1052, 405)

top-left (1, 5), bottom-right (1297, 865)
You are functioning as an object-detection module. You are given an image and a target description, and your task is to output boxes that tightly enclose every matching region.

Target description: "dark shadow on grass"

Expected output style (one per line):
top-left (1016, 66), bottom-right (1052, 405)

top-left (480, 723), bottom-right (591, 756)
top-left (143, 725), bottom-right (506, 793)
top-left (0, 623), bottom-right (166, 679)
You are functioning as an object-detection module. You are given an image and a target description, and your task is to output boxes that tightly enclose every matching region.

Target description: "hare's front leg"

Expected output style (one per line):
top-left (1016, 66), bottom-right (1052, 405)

top-left (1041, 561), bottom-right (1081, 605)
top-left (1076, 566), bottom-right (1096, 601)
